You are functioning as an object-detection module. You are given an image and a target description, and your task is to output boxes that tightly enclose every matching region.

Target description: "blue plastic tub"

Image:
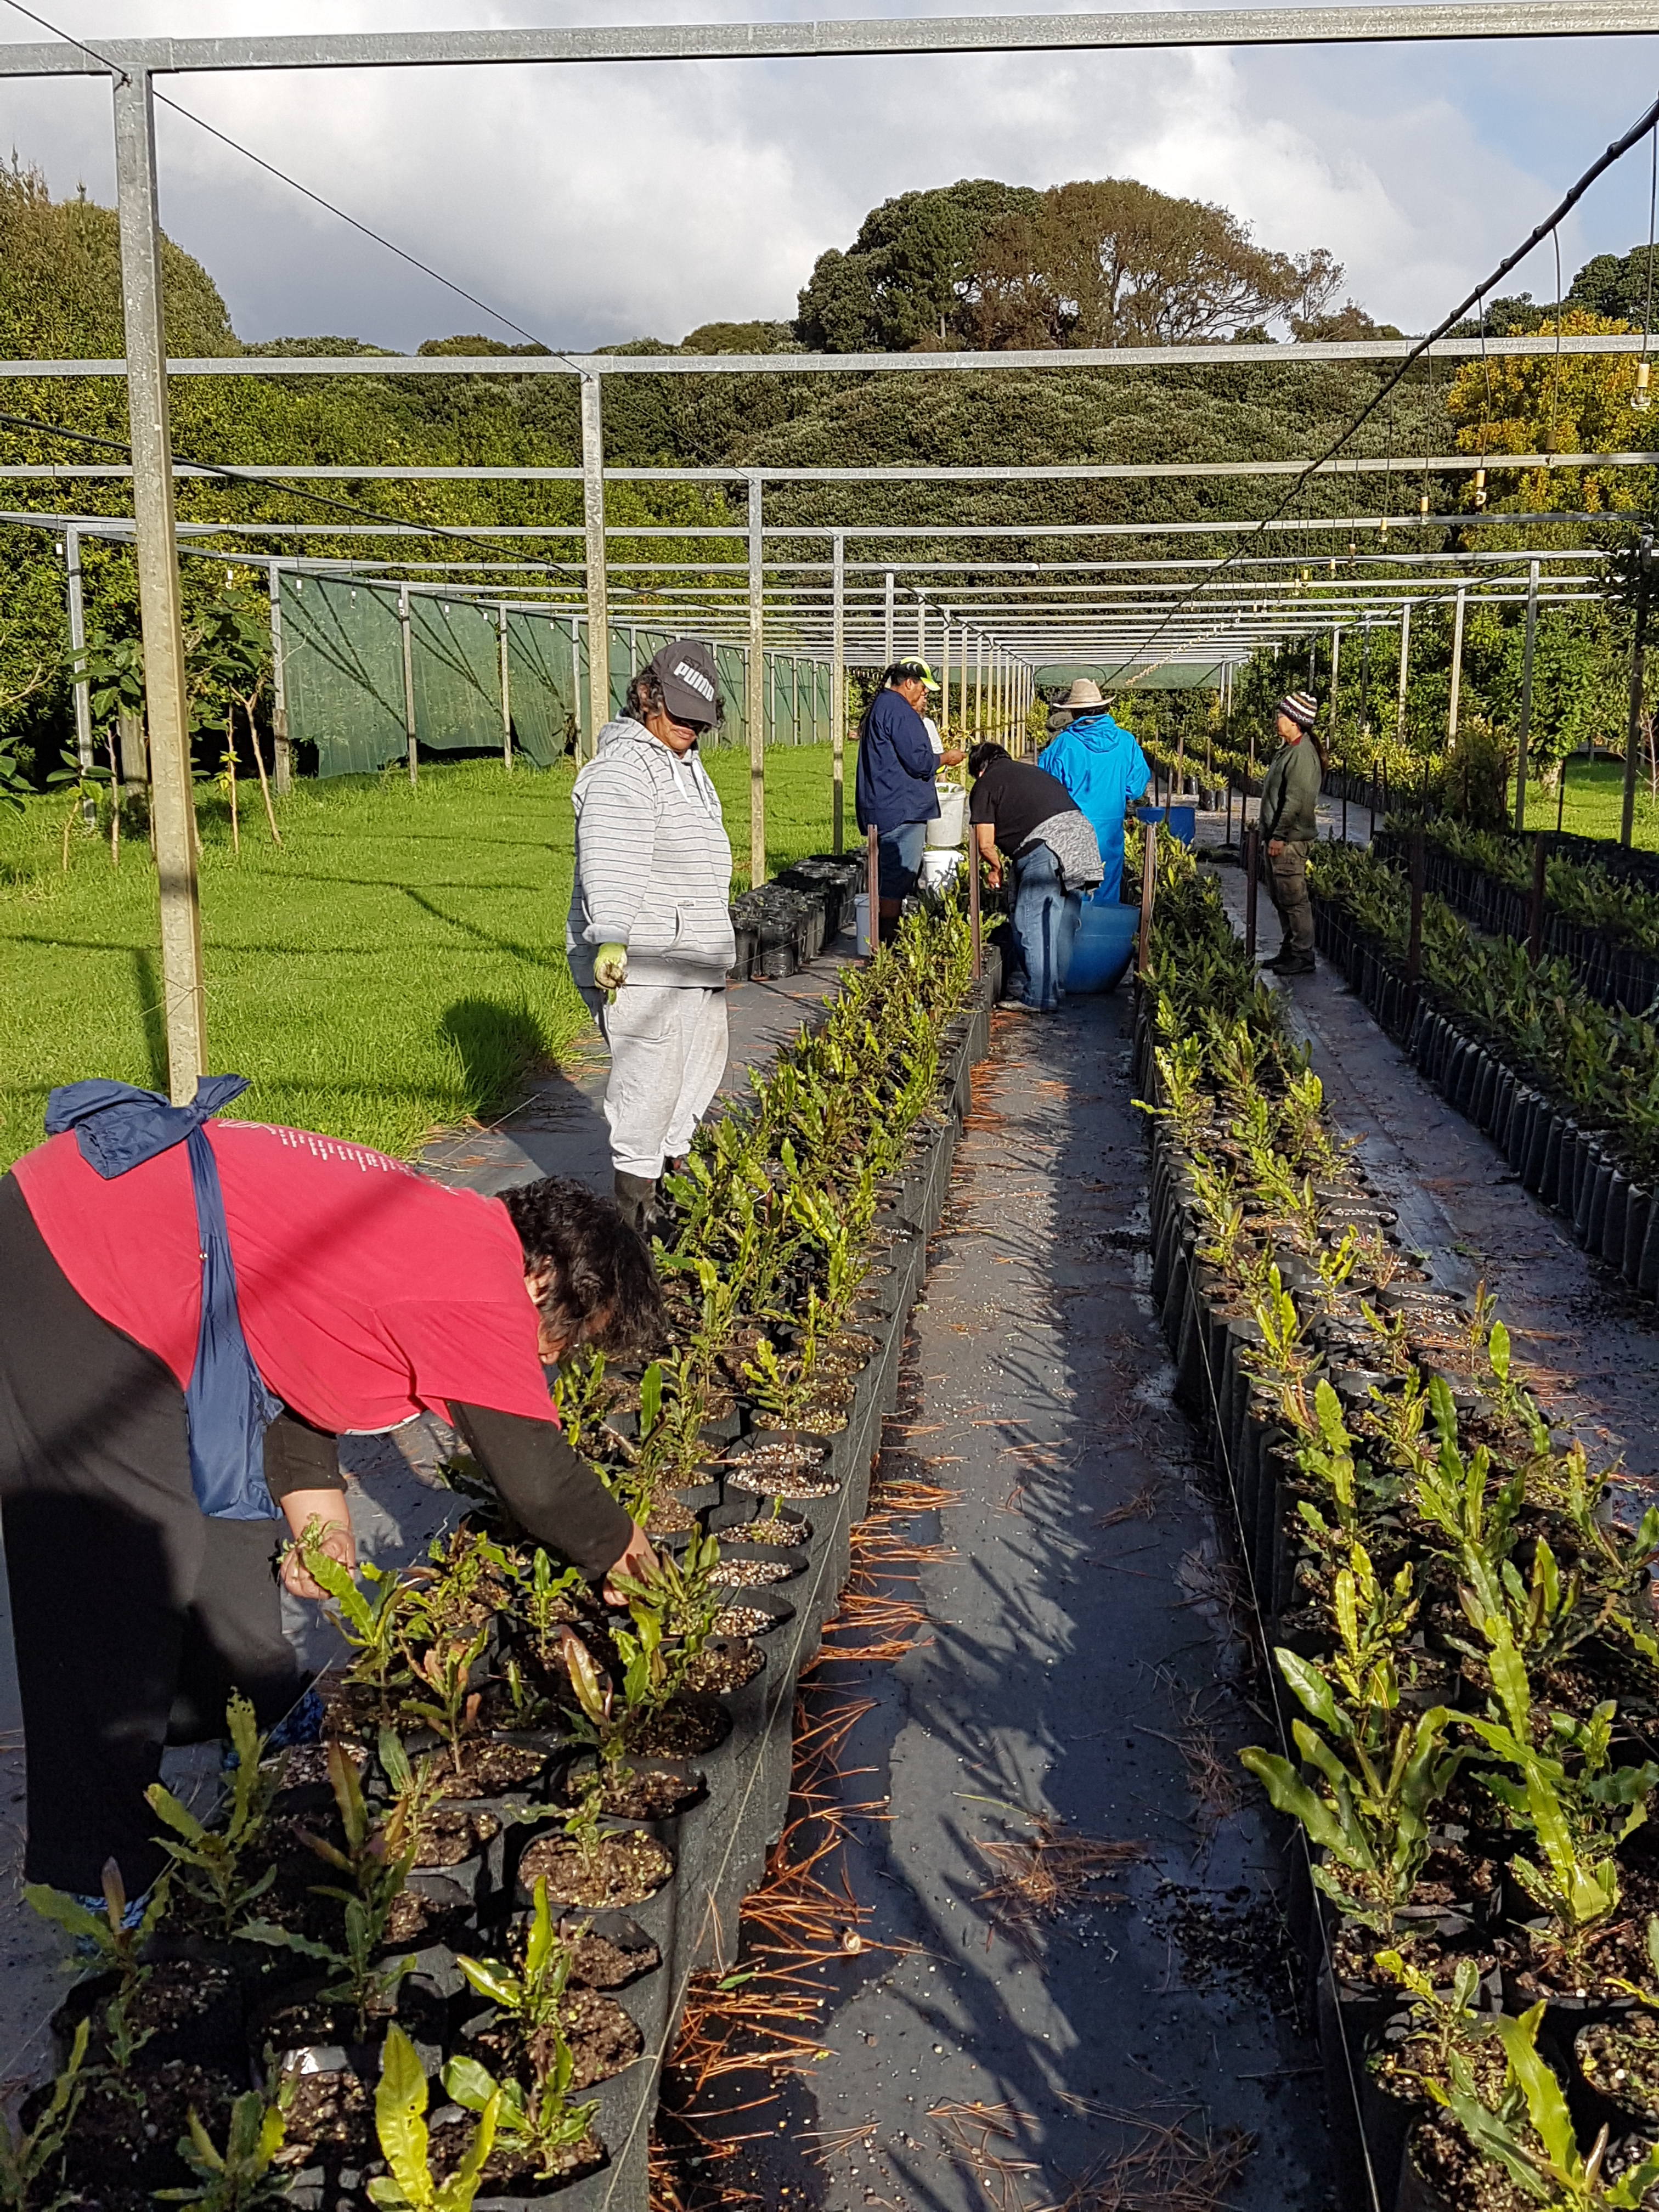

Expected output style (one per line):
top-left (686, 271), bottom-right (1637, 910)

top-left (1136, 803), bottom-right (1196, 847)
top-left (1066, 902), bottom-right (1138, 995)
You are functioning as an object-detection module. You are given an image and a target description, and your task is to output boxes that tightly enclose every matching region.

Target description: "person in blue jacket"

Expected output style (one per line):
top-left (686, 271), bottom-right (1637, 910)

top-left (1037, 679), bottom-right (1151, 905)
top-left (854, 661), bottom-right (941, 943)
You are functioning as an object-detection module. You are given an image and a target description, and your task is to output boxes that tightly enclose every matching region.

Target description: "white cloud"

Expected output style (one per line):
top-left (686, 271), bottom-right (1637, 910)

top-left (1, 2), bottom-right (1655, 348)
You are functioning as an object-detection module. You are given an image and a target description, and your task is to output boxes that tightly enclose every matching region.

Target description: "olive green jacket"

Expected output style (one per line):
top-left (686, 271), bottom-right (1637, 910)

top-left (1259, 735), bottom-right (1322, 843)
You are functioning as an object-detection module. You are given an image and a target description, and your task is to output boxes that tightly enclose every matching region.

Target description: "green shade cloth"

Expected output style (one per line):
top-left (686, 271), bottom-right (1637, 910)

top-left (279, 574), bottom-right (832, 777)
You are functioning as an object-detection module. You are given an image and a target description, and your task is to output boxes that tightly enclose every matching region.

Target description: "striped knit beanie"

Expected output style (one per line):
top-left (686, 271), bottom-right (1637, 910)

top-left (1279, 691), bottom-right (1319, 731)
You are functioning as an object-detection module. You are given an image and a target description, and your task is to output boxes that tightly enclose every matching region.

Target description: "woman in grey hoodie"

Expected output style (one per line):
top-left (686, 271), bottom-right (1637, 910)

top-left (567, 640), bottom-right (736, 1231)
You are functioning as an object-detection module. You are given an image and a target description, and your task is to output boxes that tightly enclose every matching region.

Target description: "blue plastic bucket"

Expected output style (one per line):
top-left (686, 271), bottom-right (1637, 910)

top-left (1066, 902), bottom-right (1138, 994)
top-left (1136, 804), bottom-right (1196, 847)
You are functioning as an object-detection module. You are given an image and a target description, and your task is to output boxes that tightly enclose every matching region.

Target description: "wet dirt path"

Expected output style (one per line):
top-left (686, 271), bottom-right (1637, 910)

top-left (702, 992), bottom-right (1330, 2212)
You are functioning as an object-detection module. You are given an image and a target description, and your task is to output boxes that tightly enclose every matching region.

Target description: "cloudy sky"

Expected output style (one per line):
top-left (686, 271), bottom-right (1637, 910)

top-left (2, 0), bottom-right (1657, 352)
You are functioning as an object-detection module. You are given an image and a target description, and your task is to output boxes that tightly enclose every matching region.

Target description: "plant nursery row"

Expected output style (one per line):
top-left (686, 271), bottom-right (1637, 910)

top-left (1307, 843), bottom-right (1659, 1297)
top-left (9, 900), bottom-right (996, 2212)
top-left (1370, 825), bottom-right (1659, 1017)
top-left (1137, 825), bottom-right (1659, 2211)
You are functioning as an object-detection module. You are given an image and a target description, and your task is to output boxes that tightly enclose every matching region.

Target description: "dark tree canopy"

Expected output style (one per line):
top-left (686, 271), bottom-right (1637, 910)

top-left (1568, 244), bottom-right (1659, 329)
top-left (794, 174), bottom-right (1375, 353)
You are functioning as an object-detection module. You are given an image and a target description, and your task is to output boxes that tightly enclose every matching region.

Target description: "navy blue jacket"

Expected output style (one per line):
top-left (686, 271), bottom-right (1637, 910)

top-left (854, 690), bottom-right (940, 833)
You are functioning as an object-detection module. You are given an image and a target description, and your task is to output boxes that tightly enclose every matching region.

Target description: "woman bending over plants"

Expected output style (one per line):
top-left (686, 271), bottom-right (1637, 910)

top-left (0, 1084), bottom-right (664, 1909)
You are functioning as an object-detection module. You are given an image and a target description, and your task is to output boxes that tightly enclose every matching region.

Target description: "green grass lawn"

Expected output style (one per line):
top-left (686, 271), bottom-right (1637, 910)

top-left (1522, 757), bottom-right (1659, 848)
top-left (0, 744), bottom-right (842, 1172)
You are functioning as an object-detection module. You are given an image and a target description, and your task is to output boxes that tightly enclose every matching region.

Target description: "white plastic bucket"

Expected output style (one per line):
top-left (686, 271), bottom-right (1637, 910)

top-left (927, 786), bottom-right (968, 848)
top-left (855, 893), bottom-right (873, 956)
top-left (921, 847), bottom-right (962, 890)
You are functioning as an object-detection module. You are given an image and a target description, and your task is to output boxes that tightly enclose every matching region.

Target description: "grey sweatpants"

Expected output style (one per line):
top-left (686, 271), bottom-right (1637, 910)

top-left (580, 981), bottom-right (729, 1180)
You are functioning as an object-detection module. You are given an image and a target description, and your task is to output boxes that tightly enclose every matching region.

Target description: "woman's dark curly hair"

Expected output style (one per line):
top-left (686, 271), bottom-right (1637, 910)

top-left (499, 1175), bottom-right (664, 1355)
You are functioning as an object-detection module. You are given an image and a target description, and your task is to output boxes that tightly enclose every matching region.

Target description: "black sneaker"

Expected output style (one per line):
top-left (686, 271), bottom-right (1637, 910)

top-left (1276, 951), bottom-right (1316, 976)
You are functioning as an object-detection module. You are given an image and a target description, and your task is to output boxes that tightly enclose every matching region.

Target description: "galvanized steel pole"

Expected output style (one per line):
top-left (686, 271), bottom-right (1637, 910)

top-left (883, 569), bottom-right (894, 664)
top-left (832, 531), bottom-right (845, 854)
top-left (1395, 600), bottom-right (1411, 755)
top-left (747, 474), bottom-right (765, 885)
top-left (498, 603), bottom-right (512, 770)
top-left (64, 526), bottom-right (93, 776)
top-left (580, 375), bottom-right (608, 760)
top-left (1622, 529), bottom-right (1651, 848)
top-left (1514, 558), bottom-right (1539, 831)
top-left (113, 69), bottom-right (205, 1102)
top-left (268, 561), bottom-right (291, 793)
top-left (1448, 583), bottom-right (1466, 741)
top-left (399, 583), bottom-right (417, 785)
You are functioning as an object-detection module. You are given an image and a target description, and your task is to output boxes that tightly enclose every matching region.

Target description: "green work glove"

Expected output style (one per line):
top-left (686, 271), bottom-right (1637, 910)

top-left (592, 942), bottom-right (628, 999)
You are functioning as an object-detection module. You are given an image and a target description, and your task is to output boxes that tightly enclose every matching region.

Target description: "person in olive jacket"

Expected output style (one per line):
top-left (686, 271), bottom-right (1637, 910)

top-left (1256, 691), bottom-right (1324, 975)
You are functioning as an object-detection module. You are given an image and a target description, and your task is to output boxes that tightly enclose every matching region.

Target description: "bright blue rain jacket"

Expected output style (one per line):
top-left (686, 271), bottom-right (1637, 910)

top-left (1037, 710), bottom-right (1151, 904)
top-left (43, 1076), bottom-right (282, 1521)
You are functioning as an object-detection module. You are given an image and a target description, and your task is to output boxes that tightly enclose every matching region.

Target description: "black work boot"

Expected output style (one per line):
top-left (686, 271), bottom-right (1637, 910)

top-left (613, 1171), bottom-right (657, 1238)
top-left (1276, 950), bottom-right (1317, 976)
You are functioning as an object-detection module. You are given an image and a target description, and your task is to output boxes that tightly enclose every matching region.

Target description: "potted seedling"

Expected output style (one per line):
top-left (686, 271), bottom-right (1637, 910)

top-left (369, 2023), bottom-right (499, 2212)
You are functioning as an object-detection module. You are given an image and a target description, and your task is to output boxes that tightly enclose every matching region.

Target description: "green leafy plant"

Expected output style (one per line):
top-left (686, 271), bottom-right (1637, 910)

top-left (156, 2083), bottom-right (291, 2208)
top-left (299, 1525), bottom-right (414, 1709)
top-left (1373, 1950), bottom-right (1492, 2080)
top-left (369, 2023), bottom-right (499, 2211)
top-left (241, 1740), bottom-right (419, 2037)
top-left (144, 1692), bottom-right (281, 1938)
top-left (441, 2047), bottom-right (597, 2183)
top-left (1425, 2001), bottom-right (1659, 2208)
top-left (518, 1549), bottom-right (585, 1670)
top-left (26, 1858), bottom-right (169, 1994)
top-left (0, 2016), bottom-right (89, 2212)
top-left (1464, 1615), bottom-right (1654, 1967)
top-left (1240, 1698), bottom-right (1462, 1936)
top-left (402, 1624), bottom-right (490, 1775)
top-left (453, 1877), bottom-right (575, 2040)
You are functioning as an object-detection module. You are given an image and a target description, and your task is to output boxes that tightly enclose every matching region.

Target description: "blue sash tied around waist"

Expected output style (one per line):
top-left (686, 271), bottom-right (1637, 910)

top-left (42, 1076), bottom-right (282, 1522)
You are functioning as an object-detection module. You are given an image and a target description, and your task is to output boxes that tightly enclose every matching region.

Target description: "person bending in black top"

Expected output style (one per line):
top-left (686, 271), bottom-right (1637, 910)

top-left (968, 744), bottom-right (1104, 1011)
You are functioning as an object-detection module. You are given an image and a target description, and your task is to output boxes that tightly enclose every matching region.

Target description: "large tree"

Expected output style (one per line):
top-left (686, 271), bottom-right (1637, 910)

top-left (795, 174), bottom-right (1362, 352)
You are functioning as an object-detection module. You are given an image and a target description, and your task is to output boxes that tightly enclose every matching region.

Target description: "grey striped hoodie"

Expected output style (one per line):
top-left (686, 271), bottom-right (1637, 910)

top-left (567, 719), bottom-right (736, 990)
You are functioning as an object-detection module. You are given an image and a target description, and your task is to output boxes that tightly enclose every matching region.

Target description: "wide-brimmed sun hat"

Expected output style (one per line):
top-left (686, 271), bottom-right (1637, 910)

top-left (1064, 678), bottom-right (1106, 708)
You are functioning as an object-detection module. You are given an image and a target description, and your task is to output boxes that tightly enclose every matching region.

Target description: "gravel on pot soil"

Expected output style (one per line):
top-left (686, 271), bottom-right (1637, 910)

top-left (1579, 2013), bottom-right (1659, 2120)
top-left (712, 1605), bottom-right (778, 1638)
top-left (431, 2116), bottom-right (603, 2191)
top-left (45, 2060), bottom-right (240, 2196)
top-left (679, 1641), bottom-right (763, 1694)
top-left (711, 1555), bottom-right (794, 1585)
top-left (429, 1741), bottom-right (546, 1798)
top-left (467, 1990), bottom-right (643, 2091)
top-left (568, 1926), bottom-right (661, 1989)
top-left (727, 1438), bottom-right (837, 1498)
top-left (279, 1739), bottom-right (369, 1785)
top-left (55, 1956), bottom-right (238, 2055)
top-left (725, 1514), bottom-right (808, 1546)
top-left (645, 1496), bottom-right (697, 1537)
top-left (273, 2061), bottom-right (376, 2169)
top-left (415, 1804), bottom-right (501, 1869)
top-left (517, 1831), bottom-right (673, 1910)
top-left (583, 1763), bottom-right (700, 1819)
top-left (624, 1697), bottom-right (731, 1758)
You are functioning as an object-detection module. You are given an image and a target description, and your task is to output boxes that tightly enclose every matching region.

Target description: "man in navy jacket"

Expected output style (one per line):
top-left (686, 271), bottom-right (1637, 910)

top-left (854, 661), bottom-right (942, 942)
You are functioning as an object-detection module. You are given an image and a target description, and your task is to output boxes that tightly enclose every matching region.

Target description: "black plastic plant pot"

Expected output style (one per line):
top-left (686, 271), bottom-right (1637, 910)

top-left (664, 1476), bottom-right (724, 1516)
top-left (710, 1585), bottom-right (796, 1641)
top-left (1397, 2125), bottom-right (1461, 2212)
top-left (505, 1815), bottom-right (679, 1920)
top-left (549, 1751), bottom-right (708, 1831)
top-left (706, 1498), bottom-right (811, 1549)
top-left (1568, 2016), bottom-right (1659, 2147)
top-left (53, 1958), bottom-right (246, 2076)
top-left (722, 1431), bottom-right (839, 1505)
top-left (247, 1973), bottom-right (449, 2091)
top-left (556, 1907), bottom-right (662, 1990)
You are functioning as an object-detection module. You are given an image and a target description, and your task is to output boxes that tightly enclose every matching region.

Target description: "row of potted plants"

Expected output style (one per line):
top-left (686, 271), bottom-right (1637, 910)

top-left (7, 897), bottom-right (996, 2212)
top-left (1370, 823), bottom-right (1659, 1016)
top-left (1306, 842), bottom-right (1659, 1300)
top-left (1137, 828), bottom-right (1659, 2210)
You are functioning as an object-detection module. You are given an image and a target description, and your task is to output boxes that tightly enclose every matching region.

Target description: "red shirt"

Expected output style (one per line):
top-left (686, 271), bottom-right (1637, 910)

top-left (10, 1123), bottom-right (555, 1435)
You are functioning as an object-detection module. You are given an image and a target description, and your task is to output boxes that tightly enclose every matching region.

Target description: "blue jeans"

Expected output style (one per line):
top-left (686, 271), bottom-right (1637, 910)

top-left (876, 820), bottom-right (928, 902)
top-left (1009, 843), bottom-right (1081, 1010)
